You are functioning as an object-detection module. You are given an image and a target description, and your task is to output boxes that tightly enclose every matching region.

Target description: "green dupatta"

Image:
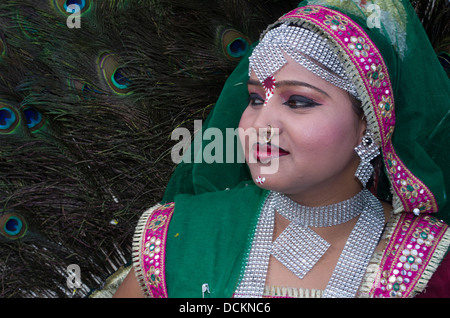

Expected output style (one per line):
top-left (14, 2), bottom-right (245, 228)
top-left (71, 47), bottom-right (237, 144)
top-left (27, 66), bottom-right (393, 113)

top-left (160, 0), bottom-right (450, 297)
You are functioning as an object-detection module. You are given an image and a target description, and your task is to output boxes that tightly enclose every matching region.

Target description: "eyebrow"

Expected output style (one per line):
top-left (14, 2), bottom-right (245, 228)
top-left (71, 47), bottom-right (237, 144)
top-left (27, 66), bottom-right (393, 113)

top-left (247, 79), bottom-right (330, 97)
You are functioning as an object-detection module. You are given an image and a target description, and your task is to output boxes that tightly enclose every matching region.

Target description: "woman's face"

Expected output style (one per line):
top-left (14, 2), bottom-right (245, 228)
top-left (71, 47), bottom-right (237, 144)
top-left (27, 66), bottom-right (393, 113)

top-left (239, 54), bottom-right (366, 205)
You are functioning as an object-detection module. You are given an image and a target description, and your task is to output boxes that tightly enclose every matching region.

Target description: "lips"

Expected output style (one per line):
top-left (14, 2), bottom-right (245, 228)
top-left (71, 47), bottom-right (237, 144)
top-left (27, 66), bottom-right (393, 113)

top-left (254, 143), bottom-right (290, 162)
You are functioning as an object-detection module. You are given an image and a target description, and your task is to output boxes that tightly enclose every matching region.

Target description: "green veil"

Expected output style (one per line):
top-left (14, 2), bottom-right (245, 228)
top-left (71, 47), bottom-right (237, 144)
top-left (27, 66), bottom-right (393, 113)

top-left (163, 0), bottom-right (450, 224)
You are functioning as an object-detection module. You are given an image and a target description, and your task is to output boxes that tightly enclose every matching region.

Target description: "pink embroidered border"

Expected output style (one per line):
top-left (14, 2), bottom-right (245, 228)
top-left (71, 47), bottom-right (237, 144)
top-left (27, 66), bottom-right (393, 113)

top-left (136, 203), bottom-right (174, 298)
top-left (370, 213), bottom-right (448, 297)
top-left (279, 6), bottom-right (438, 214)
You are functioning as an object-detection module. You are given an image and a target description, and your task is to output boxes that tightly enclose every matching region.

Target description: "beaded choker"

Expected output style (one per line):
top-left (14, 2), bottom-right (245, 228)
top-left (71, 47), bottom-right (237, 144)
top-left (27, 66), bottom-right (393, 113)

top-left (273, 190), bottom-right (367, 227)
top-left (234, 189), bottom-right (385, 298)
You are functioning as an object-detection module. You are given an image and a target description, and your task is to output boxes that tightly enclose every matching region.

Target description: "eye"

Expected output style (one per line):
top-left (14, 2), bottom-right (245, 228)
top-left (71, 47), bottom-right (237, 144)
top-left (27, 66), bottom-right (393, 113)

top-left (283, 95), bottom-right (321, 108)
top-left (247, 93), bottom-right (264, 106)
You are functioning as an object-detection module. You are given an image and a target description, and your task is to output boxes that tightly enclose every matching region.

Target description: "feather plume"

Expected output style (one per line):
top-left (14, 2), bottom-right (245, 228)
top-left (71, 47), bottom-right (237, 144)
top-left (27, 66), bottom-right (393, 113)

top-left (0, 0), bottom-right (300, 297)
top-left (0, 0), bottom-right (446, 298)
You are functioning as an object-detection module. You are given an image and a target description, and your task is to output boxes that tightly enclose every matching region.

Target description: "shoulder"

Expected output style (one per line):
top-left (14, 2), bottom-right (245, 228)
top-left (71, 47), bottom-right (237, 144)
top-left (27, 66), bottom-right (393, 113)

top-left (130, 185), bottom-right (268, 298)
top-left (370, 212), bottom-right (450, 297)
top-left (134, 202), bottom-right (175, 239)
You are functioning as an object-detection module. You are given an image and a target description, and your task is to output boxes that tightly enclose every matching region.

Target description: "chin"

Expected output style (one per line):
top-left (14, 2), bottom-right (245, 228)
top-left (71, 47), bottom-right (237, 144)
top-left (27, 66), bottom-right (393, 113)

top-left (252, 174), bottom-right (287, 192)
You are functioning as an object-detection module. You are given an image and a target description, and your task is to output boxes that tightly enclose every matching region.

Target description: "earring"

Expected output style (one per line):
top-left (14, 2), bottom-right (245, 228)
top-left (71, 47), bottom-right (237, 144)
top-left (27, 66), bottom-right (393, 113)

top-left (264, 124), bottom-right (274, 143)
top-left (354, 130), bottom-right (380, 188)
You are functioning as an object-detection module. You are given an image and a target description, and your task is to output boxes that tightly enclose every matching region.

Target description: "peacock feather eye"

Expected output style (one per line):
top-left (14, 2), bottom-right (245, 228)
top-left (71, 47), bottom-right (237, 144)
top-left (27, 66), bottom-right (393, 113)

top-left (111, 69), bottom-right (131, 90)
top-left (98, 52), bottom-right (132, 95)
top-left (23, 106), bottom-right (46, 133)
top-left (81, 83), bottom-right (104, 100)
top-left (64, 0), bottom-right (86, 12)
top-left (52, 0), bottom-right (92, 16)
top-left (0, 212), bottom-right (27, 240)
top-left (0, 104), bottom-right (20, 134)
top-left (67, 78), bottom-right (104, 100)
top-left (16, 13), bottom-right (39, 39)
top-left (221, 29), bottom-right (251, 61)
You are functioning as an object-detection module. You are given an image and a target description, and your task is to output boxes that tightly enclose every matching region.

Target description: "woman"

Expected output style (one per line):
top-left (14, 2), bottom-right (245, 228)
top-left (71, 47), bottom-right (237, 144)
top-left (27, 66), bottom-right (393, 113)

top-left (115, 0), bottom-right (450, 298)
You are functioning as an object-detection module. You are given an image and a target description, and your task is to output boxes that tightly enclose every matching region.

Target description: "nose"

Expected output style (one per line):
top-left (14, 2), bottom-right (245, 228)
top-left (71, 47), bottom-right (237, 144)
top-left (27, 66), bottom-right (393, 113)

top-left (252, 98), bottom-right (281, 142)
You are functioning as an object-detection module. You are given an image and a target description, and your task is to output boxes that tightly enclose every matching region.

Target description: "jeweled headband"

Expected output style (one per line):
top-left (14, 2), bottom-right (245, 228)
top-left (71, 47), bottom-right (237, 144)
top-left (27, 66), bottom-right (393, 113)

top-left (249, 23), bottom-right (358, 98)
top-left (249, 5), bottom-right (438, 216)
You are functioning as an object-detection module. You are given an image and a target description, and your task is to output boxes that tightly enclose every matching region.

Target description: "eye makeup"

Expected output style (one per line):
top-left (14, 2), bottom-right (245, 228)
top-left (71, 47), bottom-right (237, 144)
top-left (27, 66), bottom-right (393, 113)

top-left (283, 95), bottom-right (322, 108)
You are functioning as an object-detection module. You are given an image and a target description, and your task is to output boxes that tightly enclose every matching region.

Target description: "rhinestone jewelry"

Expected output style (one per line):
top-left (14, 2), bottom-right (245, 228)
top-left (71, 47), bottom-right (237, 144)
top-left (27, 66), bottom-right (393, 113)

top-left (354, 130), bottom-right (380, 187)
top-left (234, 189), bottom-right (385, 298)
top-left (249, 24), bottom-right (358, 97)
top-left (323, 192), bottom-right (384, 297)
top-left (273, 190), bottom-right (367, 227)
top-left (264, 124), bottom-right (274, 143)
top-left (271, 221), bottom-right (331, 279)
top-left (271, 190), bottom-right (367, 279)
top-left (255, 176), bottom-right (266, 185)
top-left (234, 192), bottom-right (276, 298)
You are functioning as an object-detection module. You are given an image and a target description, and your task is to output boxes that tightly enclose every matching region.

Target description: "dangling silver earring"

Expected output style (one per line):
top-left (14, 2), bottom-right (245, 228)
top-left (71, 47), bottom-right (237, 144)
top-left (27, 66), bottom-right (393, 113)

top-left (354, 130), bottom-right (380, 188)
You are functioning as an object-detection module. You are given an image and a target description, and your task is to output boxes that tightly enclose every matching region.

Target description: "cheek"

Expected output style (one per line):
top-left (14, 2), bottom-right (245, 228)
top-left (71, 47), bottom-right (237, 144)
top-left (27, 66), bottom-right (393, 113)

top-left (238, 107), bottom-right (252, 130)
top-left (292, 116), bottom-right (360, 158)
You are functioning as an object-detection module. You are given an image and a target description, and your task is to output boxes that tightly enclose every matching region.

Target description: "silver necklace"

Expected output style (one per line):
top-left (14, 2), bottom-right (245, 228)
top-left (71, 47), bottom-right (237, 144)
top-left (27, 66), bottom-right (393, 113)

top-left (234, 189), bottom-right (384, 298)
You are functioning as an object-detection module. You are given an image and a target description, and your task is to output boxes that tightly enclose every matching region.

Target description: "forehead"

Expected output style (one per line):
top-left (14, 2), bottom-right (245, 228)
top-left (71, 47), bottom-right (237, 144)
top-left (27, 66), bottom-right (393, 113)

top-left (248, 24), bottom-right (356, 97)
top-left (248, 54), bottom-right (340, 97)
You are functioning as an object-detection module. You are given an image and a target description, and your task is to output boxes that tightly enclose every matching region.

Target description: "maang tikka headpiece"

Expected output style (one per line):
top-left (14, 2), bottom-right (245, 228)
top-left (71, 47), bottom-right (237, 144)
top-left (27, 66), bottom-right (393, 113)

top-left (248, 23), bottom-right (359, 105)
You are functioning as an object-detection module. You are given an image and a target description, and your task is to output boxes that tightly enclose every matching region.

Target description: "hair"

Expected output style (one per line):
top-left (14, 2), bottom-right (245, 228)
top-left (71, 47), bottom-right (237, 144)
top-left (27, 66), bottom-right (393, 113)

top-left (348, 92), bottom-right (364, 119)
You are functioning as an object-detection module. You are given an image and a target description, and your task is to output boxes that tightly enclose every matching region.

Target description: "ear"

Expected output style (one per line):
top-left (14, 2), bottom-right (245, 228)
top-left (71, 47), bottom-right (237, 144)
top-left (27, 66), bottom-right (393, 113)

top-left (356, 116), bottom-right (367, 144)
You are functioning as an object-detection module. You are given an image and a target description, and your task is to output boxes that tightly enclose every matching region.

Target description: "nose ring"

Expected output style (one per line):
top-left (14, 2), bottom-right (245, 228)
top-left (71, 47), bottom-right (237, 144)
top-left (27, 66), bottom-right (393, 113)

top-left (264, 124), bottom-right (274, 143)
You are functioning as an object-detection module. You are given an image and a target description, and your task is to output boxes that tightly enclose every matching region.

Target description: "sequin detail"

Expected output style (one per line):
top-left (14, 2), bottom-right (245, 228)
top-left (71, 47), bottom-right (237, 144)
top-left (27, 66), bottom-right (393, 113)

top-left (371, 213), bottom-right (448, 297)
top-left (136, 203), bottom-right (174, 298)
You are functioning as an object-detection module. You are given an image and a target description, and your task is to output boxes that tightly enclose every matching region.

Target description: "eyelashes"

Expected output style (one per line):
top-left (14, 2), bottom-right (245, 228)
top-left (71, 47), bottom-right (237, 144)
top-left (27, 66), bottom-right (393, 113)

top-left (247, 93), bottom-right (321, 108)
top-left (283, 95), bottom-right (321, 108)
top-left (247, 93), bottom-right (264, 106)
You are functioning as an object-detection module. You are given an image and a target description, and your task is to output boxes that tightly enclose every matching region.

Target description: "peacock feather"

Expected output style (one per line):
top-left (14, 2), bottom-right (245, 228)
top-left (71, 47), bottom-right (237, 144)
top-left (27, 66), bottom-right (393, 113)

top-left (0, 0), bottom-right (447, 298)
top-left (0, 0), bottom-right (302, 297)
top-left (411, 0), bottom-right (450, 76)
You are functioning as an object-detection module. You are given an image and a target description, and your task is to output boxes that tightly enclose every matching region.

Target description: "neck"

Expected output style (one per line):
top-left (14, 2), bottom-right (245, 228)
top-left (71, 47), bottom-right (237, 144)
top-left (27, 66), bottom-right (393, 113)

top-left (284, 178), bottom-right (363, 208)
top-left (273, 188), bottom-right (367, 228)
